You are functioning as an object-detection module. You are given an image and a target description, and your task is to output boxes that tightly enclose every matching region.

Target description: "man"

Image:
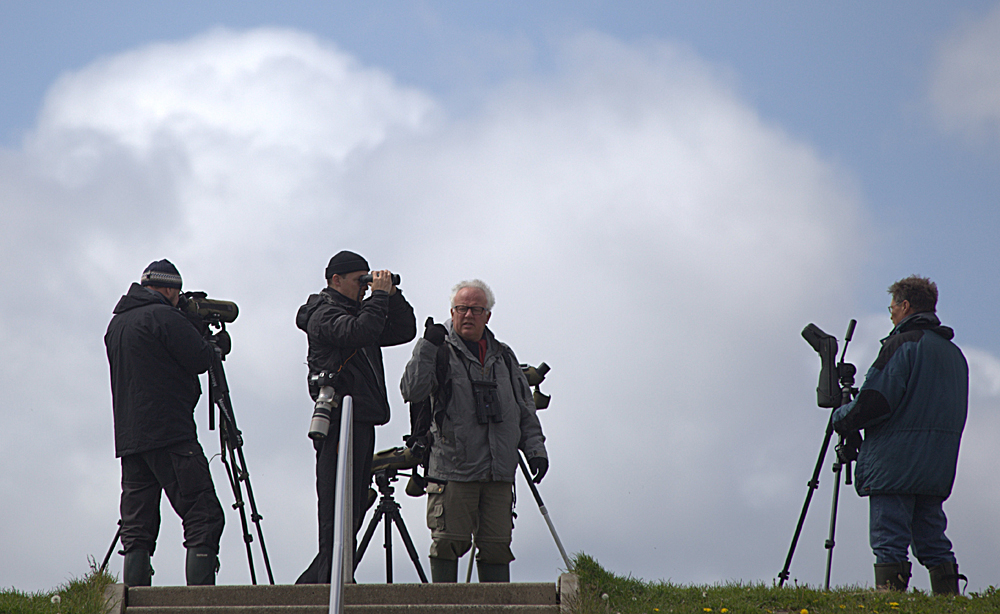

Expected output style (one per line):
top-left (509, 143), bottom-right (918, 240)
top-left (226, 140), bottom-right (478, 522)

top-left (833, 275), bottom-right (968, 594)
top-left (295, 250), bottom-right (416, 583)
top-left (105, 259), bottom-right (227, 586)
top-left (400, 279), bottom-right (548, 583)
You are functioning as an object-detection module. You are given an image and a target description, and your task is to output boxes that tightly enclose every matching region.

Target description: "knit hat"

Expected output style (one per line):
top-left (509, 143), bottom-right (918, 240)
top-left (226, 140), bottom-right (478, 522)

top-left (140, 259), bottom-right (183, 289)
top-left (325, 250), bottom-right (370, 280)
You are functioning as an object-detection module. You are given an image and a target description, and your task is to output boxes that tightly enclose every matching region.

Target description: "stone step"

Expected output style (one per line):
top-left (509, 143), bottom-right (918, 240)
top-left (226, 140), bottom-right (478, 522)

top-left (126, 606), bottom-right (558, 614)
top-left (104, 577), bottom-right (577, 614)
top-left (125, 583), bottom-right (557, 607)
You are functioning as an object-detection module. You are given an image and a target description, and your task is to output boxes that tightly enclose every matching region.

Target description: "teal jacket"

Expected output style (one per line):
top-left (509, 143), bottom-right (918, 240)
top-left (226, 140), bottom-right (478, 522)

top-left (832, 312), bottom-right (968, 498)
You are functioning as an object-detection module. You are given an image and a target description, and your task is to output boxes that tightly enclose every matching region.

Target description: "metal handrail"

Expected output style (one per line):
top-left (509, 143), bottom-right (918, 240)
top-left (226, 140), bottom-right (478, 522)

top-left (328, 396), bottom-right (354, 614)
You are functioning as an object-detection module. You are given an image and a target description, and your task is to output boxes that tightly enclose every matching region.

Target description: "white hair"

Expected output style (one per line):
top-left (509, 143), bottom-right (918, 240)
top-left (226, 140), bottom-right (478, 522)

top-left (450, 279), bottom-right (495, 311)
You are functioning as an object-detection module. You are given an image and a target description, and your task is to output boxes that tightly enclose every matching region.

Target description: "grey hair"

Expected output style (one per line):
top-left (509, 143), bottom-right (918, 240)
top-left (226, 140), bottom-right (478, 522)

top-left (450, 279), bottom-right (495, 312)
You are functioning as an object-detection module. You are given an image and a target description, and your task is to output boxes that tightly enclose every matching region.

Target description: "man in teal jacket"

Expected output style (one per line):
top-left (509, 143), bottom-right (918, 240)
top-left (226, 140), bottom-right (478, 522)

top-left (833, 276), bottom-right (968, 594)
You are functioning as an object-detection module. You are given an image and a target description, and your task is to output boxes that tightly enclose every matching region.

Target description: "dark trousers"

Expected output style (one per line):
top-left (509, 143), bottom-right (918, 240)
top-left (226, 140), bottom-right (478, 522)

top-left (296, 423), bottom-right (376, 584)
top-left (120, 440), bottom-right (225, 555)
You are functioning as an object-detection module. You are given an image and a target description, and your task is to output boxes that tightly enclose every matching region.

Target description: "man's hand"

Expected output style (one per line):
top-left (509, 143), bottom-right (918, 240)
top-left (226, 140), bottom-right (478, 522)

top-left (405, 432), bottom-right (433, 463)
top-left (371, 270), bottom-right (396, 295)
top-left (423, 317), bottom-right (448, 346)
top-left (528, 456), bottom-right (548, 484)
top-left (211, 330), bottom-right (232, 357)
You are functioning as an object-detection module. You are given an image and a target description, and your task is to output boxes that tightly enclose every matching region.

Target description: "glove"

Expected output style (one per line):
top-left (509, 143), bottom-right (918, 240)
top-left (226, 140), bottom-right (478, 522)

top-left (423, 317), bottom-right (447, 347)
top-left (405, 432), bottom-right (433, 463)
top-left (211, 330), bottom-right (232, 357)
top-left (836, 430), bottom-right (862, 464)
top-left (528, 456), bottom-right (548, 484)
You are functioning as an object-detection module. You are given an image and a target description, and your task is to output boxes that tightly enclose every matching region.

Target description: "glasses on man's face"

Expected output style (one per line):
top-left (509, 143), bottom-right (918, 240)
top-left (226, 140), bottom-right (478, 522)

top-left (453, 305), bottom-right (487, 316)
top-left (888, 301), bottom-right (906, 314)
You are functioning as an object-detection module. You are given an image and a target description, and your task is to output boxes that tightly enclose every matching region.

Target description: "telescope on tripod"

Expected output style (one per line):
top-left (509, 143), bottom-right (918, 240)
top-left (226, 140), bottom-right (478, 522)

top-left (778, 319), bottom-right (859, 590)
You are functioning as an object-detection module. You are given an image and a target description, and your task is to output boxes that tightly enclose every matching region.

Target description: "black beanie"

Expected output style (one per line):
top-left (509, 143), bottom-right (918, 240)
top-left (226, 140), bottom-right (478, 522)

top-left (140, 259), bottom-right (183, 289)
top-left (325, 250), bottom-right (370, 280)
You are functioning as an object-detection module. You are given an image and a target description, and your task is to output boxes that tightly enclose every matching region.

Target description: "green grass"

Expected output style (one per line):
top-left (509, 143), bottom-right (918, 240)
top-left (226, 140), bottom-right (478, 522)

top-left (570, 554), bottom-right (1000, 614)
top-left (0, 563), bottom-right (116, 614)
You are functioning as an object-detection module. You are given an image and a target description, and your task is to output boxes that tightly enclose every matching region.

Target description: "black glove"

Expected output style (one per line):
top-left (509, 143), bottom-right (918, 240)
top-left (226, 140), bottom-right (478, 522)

top-left (210, 330), bottom-right (232, 357)
top-left (423, 317), bottom-right (447, 347)
top-left (528, 456), bottom-right (548, 484)
top-left (836, 430), bottom-right (862, 464)
top-left (405, 432), bottom-right (433, 463)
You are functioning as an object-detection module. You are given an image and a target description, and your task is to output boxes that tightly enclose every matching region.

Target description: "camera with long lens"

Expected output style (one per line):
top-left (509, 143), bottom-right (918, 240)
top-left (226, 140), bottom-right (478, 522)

top-left (358, 273), bottom-right (401, 285)
top-left (179, 291), bottom-right (239, 325)
top-left (308, 371), bottom-right (342, 440)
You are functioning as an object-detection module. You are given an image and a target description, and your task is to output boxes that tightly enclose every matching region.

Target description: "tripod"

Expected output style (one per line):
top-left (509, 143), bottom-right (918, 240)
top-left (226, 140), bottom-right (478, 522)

top-left (100, 332), bottom-right (273, 585)
top-left (779, 320), bottom-right (858, 590)
top-left (354, 467), bottom-right (428, 583)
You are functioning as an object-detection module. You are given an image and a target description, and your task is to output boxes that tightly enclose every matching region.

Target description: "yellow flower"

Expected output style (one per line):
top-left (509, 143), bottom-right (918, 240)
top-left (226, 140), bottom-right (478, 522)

top-left (704, 609), bottom-right (712, 613)
top-left (801, 610), bottom-right (809, 614)
top-left (889, 604), bottom-right (898, 607)
top-left (721, 610), bottom-right (729, 613)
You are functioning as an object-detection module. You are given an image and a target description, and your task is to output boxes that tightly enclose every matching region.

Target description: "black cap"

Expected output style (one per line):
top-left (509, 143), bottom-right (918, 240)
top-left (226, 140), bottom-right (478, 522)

top-left (325, 250), bottom-right (369, 280)
top-left (140, 259), bottom-right (182, 289)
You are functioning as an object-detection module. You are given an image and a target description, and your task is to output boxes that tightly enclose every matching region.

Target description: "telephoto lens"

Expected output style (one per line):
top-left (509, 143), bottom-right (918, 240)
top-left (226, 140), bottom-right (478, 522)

top-left (308, 386), bottom-right (339, 440)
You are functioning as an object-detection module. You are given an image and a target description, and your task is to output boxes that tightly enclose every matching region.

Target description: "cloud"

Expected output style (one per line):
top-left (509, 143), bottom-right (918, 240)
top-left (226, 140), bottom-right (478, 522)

top-left (7, 25), bottom-right (997, 593)
top-left (929, 3), bottom-right (1000, 139)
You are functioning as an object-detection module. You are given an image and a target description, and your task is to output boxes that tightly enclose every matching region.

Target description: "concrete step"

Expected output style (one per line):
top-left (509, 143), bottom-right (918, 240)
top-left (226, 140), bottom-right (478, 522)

top-left (105, 577), bottom-right (576, 614)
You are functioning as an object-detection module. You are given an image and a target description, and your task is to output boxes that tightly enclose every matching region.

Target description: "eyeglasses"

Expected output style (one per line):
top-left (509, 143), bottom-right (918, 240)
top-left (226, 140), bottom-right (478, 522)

top-left (453, 305), bottom-right (487, 316)
top-left (888, 301), bottom-right (907, 313)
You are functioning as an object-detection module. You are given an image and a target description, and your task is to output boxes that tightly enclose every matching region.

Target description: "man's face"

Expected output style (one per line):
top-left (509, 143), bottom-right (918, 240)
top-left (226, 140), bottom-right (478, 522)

top-left (451, 286), bottom-right (491, 342)
top-left (889, 298), bottom-right (910, 326)
top-left (331, 270), bottom-right (370, 301)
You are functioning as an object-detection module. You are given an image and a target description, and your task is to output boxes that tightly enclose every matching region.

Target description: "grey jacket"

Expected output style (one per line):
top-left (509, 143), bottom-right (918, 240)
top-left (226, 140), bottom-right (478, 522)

top-left (400, 321), bottom-right (547, 482)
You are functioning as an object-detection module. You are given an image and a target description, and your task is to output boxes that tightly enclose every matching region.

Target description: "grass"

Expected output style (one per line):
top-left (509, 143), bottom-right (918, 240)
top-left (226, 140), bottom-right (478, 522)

top-left (570, 554), bottom-right (1000, 614)
top-left (0, 561), bottom-right (116, 614)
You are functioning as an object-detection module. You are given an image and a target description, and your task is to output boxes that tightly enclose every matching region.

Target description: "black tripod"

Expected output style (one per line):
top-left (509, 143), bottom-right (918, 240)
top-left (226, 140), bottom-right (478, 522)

top-left (779, 320), bottom-right (858, 590)
top-left (354, 467), bottom-right (428, 583)
top-left (100, 333), bottom-right (273, 585)
top-left (205, 345), bottom-right (274, 584)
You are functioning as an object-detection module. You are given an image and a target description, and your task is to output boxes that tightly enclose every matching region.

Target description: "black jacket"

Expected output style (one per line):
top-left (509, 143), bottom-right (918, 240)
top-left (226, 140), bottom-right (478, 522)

top-left (296, 287), bottom-right (416, 424)
top-left (105, 283), bottom-right (215, 457)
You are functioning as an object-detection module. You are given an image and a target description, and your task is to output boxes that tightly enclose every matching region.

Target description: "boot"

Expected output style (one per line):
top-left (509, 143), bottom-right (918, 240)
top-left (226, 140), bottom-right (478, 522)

top-left (929, 561), bottom-right (965, 595)
top-left (874, 561), bottom-right (911, 591)
top-left (429, 557), bottom-right (458, 583)
top-left (185, 547), bottom-right (218, 586)
top-left (122, 549), bottom-right (152, 587)
top-left (476, 562), bottom-right (510, 583)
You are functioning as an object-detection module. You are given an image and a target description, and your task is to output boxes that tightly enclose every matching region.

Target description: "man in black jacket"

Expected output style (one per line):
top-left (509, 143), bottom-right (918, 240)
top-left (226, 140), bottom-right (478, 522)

top-left (295, 250), bottom-right (416, 583)
top-left (105, 260), bottom-right (226, 586)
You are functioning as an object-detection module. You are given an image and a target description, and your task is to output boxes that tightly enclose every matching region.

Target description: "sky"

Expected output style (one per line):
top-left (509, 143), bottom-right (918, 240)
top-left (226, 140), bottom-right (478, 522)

top-left (2, 0), bottom-right (1000, 595)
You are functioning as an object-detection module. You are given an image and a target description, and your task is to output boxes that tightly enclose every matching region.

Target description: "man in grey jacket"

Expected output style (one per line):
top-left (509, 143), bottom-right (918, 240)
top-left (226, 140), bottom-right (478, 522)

top-left (400, 279), bottom-right (548, 583)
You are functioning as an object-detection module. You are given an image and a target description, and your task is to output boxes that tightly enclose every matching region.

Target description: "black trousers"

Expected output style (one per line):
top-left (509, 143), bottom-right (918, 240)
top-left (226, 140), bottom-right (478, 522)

top-left (296, 423), bottom-right (376, 584)
top-left (120, 439), bottom-right (225, 555)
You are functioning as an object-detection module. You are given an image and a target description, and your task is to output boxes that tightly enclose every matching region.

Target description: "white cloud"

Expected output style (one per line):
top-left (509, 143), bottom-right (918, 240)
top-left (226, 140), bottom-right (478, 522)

top-left (8, 26), bottom-right (997, 594)
top-left (929, 3), bottom-right (1000, 139)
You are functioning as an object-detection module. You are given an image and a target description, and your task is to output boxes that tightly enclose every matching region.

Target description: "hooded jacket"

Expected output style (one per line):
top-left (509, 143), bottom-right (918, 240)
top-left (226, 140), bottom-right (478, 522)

top-left (105, 283), bottom-right (215, 457)
top-left (832, 312), bottom-right (968, 498)
top-left (400, 321), bottom-right (547, 483)
top-left (296, 287), bottom-right (415, 425)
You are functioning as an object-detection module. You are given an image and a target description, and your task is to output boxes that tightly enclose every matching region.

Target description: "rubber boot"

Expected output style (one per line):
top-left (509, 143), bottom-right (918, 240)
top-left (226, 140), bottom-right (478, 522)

top-left (476, 562), bottom-right (510, 583)
top-left (185, 547), bottom-right (218, 586)
top-left (429, 557), bottom-right (458, 583)
top-left (874, 561), bottom-right (911, 592)
top-left (122, 549), bottom-right (152, 587)
top-left (929, 561), bottom-right (964, 595)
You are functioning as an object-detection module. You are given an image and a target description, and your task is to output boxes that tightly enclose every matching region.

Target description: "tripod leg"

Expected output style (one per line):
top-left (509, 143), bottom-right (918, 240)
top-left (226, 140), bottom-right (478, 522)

top-left (389, 507), bottom-right (429, 583)
top-left (221, 431), bottom-right (258, 584)
top-left (100, 522), bottom-right (122, 574)
top-left (824, 461), bottom-right (844, 591)
top-left (384, 502), bottom-right (394, 583)
top-left (778, 416), bottom-right (835, 587)
top-left (355, 504), bottom-right (384, 571)
top-left (233, 446), bottom-right (274, 584)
